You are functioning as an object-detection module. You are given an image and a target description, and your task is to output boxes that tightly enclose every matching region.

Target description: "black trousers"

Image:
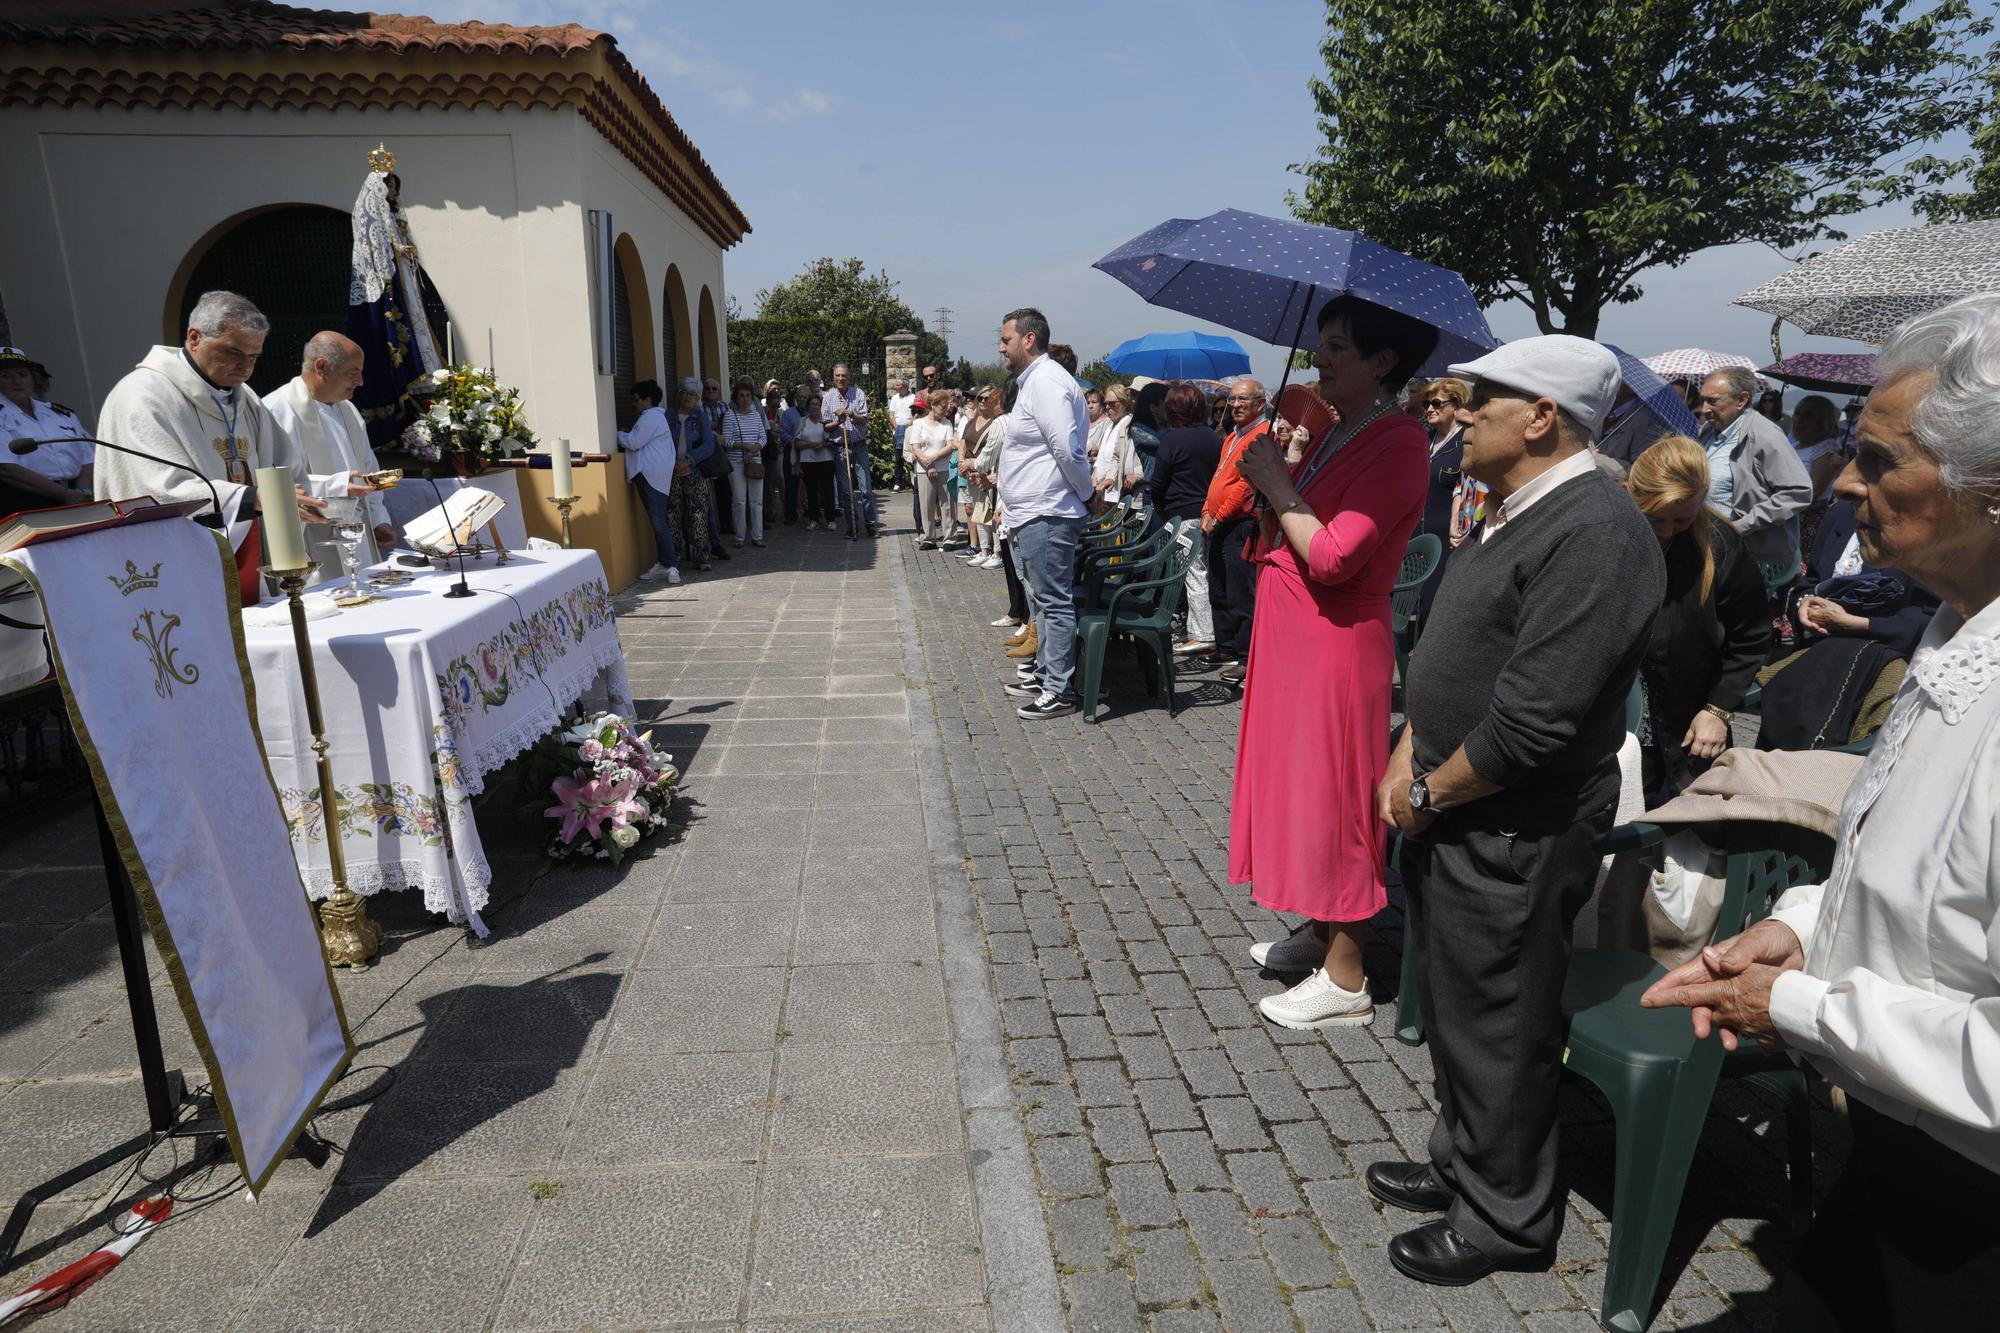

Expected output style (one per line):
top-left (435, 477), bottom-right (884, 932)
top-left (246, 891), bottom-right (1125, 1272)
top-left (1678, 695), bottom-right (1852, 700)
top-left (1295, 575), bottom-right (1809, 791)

top-left (1779, 1101), bottom-right (2000, 1331)
top-left (1407, 804), bottom-right (1614, 1260)
top-left (1206, 518), bottom-right (1258, 659)
top-left (999, 535), bottom-right (1029, 622)
top-left (799, 460), bottom-right (836, 523)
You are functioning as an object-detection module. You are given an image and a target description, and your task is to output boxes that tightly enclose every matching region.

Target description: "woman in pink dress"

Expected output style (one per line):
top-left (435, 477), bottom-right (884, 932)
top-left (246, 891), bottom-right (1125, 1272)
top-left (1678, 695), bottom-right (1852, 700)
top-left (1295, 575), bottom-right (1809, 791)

top-left (1229, 294), bottom-right (1435, 1029)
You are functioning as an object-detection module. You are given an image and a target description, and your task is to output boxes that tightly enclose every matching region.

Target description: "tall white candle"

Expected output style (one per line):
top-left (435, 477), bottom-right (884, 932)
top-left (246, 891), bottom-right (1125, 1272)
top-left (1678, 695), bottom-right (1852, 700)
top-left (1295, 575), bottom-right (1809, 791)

top-left (551, 438), bottom-right (574, 500)
top-left (256, 466), bottom-right (309, 570)
top-left (445, 323), bottom-right (454, 368)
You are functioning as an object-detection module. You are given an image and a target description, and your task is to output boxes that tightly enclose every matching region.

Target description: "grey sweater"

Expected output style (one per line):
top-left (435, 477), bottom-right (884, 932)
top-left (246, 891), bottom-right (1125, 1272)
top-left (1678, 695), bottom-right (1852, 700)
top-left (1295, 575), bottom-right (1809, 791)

top-left (1405, 466), bottom-right (1666, 829)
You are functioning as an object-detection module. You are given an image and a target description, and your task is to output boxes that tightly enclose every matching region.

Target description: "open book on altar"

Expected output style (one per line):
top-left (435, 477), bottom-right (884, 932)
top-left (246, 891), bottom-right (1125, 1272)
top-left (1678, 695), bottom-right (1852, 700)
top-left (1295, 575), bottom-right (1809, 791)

top-left (402, 487), bottom-right (507, 556)
top-left (0, 495), bottom-right (209, 554)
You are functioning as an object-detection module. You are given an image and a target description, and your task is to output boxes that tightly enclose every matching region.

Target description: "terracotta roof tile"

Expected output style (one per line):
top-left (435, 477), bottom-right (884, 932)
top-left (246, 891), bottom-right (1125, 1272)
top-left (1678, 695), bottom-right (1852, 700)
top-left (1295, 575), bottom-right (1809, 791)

top-left (0, 1), bottom-right (751, 246)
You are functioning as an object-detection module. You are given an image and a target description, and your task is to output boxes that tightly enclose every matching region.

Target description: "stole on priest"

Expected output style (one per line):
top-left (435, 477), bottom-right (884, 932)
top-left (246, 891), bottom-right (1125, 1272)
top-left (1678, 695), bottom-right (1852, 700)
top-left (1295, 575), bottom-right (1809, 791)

top-left (93, 290), bottom-right (316, 542)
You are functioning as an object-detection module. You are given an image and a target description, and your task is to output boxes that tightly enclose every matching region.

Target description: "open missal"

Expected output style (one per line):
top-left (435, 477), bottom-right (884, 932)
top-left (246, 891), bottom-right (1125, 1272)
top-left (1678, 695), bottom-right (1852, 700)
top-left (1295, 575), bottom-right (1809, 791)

top-left (402, 486), bottom-right (507, 556)
top-left (0, 495), bottom-right (209, 554)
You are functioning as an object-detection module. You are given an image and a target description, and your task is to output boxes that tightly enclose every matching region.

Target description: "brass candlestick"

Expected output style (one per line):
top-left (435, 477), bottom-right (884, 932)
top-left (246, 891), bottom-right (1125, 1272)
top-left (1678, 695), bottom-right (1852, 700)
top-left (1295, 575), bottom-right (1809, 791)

top-left (554, 495), bottom-right (577, 548)
top-left (269, 564), bottom-right (382, 967)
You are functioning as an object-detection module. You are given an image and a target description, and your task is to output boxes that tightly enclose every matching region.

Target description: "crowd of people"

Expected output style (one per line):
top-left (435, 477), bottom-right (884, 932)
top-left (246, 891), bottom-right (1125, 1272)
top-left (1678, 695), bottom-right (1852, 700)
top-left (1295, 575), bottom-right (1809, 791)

top-left (924, 297), bottom-right (1999, 1324)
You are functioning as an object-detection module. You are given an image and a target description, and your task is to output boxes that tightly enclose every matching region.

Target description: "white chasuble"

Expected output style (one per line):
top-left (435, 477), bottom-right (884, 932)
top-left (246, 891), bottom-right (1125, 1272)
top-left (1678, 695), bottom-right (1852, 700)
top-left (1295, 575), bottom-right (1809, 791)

top-left (266, 377), bottom-right (392, 577)
top-left (0, 518), bottom-right (352, 1193)
top-left (94, 347), bottom-right (307, 548)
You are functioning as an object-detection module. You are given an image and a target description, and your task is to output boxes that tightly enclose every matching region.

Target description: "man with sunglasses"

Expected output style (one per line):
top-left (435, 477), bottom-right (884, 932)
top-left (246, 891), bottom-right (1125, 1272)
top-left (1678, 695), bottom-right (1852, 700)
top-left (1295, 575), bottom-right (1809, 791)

top-left (1198, 378), bottom-right (1270, 674)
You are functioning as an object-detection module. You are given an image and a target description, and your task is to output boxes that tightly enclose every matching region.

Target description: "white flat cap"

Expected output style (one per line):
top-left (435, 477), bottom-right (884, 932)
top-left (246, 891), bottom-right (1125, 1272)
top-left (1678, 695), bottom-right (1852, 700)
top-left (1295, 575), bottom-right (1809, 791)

top-left (1448, 335), bottom-right (1622, 437)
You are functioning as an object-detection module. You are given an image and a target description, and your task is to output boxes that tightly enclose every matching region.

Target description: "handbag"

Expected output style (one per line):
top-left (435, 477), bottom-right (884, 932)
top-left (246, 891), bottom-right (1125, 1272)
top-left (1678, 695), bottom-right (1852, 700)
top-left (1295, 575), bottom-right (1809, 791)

top-left (744, 452), bottom-right (765, 480)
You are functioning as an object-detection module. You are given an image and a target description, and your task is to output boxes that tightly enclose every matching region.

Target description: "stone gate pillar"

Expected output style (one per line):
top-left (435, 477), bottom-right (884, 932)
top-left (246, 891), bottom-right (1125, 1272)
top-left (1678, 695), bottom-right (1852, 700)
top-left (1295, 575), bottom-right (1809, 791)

top-left (883, 328), bottom-right (918, 394)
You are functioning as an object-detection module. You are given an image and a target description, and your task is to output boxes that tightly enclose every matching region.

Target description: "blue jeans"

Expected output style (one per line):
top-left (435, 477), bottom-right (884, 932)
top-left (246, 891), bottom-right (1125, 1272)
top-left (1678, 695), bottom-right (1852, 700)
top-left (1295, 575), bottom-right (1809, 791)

top-left (633, 475), bottom-right (678, 571)
top-left (833, 440), bottom-right (876, 530)
top-left (1012, 514), bottom-right (1084, 699)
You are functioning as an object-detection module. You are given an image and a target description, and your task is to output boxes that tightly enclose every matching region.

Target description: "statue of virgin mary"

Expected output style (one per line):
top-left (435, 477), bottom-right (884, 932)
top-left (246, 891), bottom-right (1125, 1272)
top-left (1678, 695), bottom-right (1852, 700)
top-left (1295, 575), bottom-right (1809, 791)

top-left (345, 145), bottom-right (450, 449)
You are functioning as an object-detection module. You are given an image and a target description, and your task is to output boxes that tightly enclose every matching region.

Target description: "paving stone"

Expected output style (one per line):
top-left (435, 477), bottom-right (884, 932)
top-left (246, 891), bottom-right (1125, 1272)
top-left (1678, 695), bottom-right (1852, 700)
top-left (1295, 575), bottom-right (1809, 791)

top-left (770, 1042), bottom-right (962, 1157)
top-left (1135, 1077), bottom-right (1204, 1132)
top-left (1026, 1084), bottom-right (1088, 1136)
top-left (783, 962), bottom-right (950, 1045)
top-left (1154, 1131), bottom-right (1231, 1192)
top-left (1012, 1035), bottom-right (1069, 1085)
top-left (1103, 994), bottom-right (1161, 1035)
top-left (1351, 1057), bottom-right (1425, 1113)
top-left (1177, 1190), bottom-right (1259, 1261)
top-left (1303, 1178), bottom-right (1391, 1245)
top-left (1346, 1240), bottom-right (1445, 1330)
top-left (1308, 1087), bottom-right (1391, 1142)
top-left (1206, 1257), bottom-right (1299, 1333)
top-left (1148, 1312), bottom-right (1223, 1333)
top-left (1050, 1195), bottom-right (1119, 1269)
top-left (563, 1051), bottom-right (769, 1167)
top-left (1243, 1069), bottom-right (1316, 1122)
top-left (1034, 1134), bottom-right (1105, 1198)
top-left (1225, 1151), bottom-right (1304, 1216)
top-left (1493, 1267), bottom-right (1577, 1313)
top-left (1063, 1271), bottom-right (1144, 1333)
top-left (1272, 1121), bottom-right (1352, 1181)
top-left (1089, 1106), bottom-right (1154, 1164)
top-left (748, 1155), bottom-right (983, 1318)
top-left (1059, 1017), bottom-right (1120, 1059)
top-left (1116, 1035), bottom-right (1179, 1079)
top-left (1076, 1058), bottom-right (1135, 1106)
top-left (1219, 1026), bottom-right (1286, 1074)
top-left (1200, 1096), bottom-right (1271, 1150)
top-left (1176, 1047), bottom-right (1245, 1097)
top-left (1130, 1226), bottom-right (1203, 1306)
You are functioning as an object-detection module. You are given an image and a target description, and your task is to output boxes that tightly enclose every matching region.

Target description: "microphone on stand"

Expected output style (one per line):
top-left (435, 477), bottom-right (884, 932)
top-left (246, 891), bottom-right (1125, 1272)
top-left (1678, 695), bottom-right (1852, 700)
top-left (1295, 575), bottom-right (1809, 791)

top-left (13, 435), bottom-right (223, 526)
top-left (418, 467), bottom-right (475, 599)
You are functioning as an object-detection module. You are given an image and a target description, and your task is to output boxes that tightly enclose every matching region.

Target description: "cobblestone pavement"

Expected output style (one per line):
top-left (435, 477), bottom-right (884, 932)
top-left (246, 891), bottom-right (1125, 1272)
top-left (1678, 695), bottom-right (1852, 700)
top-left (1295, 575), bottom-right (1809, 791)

top-left (897, 530), bottom-right (1832, 1333)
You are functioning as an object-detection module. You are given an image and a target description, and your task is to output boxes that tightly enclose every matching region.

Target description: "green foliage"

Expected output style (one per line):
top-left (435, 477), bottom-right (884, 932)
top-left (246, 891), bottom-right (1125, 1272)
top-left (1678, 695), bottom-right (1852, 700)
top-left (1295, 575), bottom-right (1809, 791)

top-left (1076, 359), bottom-right (1134, 392)
top-left (1919, 55), bottom-right (2000, 221)
top-left (732, 256), bottom-right (949, 404)
top-left (959, 360), bottom-right (1010, 389)
top-left (868, 408), bottom-right (896, 486)
top-left (1292, 0), bottom-right (1993, 335)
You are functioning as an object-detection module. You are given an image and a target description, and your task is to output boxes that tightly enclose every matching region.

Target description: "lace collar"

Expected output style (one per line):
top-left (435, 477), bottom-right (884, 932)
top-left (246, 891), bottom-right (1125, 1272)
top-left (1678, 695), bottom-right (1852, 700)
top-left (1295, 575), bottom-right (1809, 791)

top-left (1910, 598), bottom-right (2000, 725)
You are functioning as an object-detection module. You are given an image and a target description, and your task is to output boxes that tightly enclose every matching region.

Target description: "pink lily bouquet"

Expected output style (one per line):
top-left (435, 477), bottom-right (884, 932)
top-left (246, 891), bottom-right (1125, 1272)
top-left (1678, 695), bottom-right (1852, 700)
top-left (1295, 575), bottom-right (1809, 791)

top-left (531, 712), bottom-right (680, 864)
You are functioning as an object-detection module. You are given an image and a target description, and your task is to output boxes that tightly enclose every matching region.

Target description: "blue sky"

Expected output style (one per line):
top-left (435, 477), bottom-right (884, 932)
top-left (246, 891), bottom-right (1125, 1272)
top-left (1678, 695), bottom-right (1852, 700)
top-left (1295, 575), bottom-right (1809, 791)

top-left (426, 0), bottom-right (1985, 390)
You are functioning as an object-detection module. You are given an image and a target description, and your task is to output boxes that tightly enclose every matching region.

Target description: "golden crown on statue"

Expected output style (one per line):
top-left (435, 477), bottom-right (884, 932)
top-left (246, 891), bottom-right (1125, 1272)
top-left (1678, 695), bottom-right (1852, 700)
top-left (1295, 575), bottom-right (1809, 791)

top-left (368, 143), bottom-right (397, 174)
top-left (108, 559), bottom-right (163, 596)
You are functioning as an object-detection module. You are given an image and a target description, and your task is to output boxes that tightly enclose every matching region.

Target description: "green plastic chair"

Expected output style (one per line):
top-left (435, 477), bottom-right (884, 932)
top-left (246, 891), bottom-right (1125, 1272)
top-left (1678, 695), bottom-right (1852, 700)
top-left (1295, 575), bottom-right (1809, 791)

top-left (1077, 528), bottom-right (1173, 614)
top-left (1076, 541), bottom-right (1195, 723)
top-left (1390, 533), bottom-right (1444, 689)
top-left (1566, 821), bottom-right (1824, 1332)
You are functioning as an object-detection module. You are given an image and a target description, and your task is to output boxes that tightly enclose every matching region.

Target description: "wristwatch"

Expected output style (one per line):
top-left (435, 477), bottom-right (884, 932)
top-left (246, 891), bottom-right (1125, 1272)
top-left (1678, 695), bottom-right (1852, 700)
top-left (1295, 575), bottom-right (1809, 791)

top-left (1407, 774), bottom-right (1438, 818)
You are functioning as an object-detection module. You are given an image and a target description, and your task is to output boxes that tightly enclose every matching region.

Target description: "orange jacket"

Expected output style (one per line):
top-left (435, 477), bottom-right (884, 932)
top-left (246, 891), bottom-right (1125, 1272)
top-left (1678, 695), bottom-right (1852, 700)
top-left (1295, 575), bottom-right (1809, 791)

top-left (1203, 419), bottom-right (1270, 523)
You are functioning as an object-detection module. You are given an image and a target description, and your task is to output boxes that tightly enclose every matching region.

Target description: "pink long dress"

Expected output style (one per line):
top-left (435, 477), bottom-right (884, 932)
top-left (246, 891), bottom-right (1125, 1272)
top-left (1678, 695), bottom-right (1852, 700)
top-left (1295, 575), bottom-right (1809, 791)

top-left (1228, 412), bottom-right (1428, 921)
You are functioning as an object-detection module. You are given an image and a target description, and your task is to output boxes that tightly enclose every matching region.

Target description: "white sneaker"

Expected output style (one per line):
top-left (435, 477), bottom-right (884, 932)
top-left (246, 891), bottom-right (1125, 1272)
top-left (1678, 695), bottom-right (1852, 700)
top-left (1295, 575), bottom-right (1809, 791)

top-left (1257, 968), bottom-right (1374, 1030)
top-left (980, 554), bottom-right (1003, 569)
top-left (665, 567), bottom-right (682, 586)
top-left (639, 563), bottom-right (671, 581)
top-left (991, 615), bottom-right (1022, 628)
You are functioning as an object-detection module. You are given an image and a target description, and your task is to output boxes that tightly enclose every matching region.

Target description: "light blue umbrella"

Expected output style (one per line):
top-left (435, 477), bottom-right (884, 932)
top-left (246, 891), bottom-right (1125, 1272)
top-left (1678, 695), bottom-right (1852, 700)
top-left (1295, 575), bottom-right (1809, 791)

top-left (1105, 331), bottom-right (1253, 379)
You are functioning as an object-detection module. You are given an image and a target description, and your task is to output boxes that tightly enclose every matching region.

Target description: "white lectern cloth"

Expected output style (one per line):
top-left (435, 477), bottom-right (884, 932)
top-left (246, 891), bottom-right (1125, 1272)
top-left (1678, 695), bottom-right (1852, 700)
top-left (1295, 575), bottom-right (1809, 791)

top-left (0, 519), bottom-right (352, 1193)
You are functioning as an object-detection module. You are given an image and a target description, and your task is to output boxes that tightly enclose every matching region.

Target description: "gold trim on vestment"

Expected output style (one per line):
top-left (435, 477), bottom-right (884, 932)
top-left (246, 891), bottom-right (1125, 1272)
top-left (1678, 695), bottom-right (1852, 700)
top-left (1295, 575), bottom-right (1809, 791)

top-left (0, 529), bottom-right (355, 1196)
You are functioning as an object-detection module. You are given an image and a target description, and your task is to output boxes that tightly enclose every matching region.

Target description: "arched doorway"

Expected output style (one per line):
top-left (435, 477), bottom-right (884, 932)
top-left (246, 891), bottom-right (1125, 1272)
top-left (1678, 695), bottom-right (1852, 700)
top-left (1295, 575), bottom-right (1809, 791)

top-left (697, 286), bottom-right (720, 384)
top-left (170, 203), bottom-right (448, 398)
top-left (662, 265), bottom-right (692, 384)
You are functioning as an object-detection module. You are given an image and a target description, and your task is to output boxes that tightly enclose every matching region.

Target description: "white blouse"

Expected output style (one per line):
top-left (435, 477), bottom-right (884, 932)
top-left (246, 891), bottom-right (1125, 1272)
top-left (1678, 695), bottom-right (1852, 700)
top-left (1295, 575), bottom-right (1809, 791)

top-left (1769, 592), bottom-right (2000, 1171)
top-left (905, 418), bottom-right (954, 469)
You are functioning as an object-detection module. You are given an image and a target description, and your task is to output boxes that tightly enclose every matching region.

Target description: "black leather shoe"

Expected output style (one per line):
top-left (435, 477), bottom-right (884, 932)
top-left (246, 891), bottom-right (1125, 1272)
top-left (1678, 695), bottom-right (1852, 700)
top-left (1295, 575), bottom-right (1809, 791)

top-left (1387, 1220), bottom-right (1551, 1286)
top-left (1365, 1161), bottom-right (1454, 1213)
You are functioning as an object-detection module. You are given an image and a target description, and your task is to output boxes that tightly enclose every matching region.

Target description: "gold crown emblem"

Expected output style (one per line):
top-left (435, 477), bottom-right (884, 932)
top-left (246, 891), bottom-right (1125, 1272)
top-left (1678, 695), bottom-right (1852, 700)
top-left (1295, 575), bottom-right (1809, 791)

top-left (368, 142), bottom-right (396, 174)
top-left (108, 559), bottom-right (163, 596)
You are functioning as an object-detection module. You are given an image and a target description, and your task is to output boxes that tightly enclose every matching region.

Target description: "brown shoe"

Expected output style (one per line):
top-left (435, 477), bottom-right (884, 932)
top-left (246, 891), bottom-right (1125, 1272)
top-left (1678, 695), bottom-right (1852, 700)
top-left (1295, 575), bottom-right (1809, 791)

top-left (1005, 623), bottom-right (1039, 658)
top-left (1005, 622), bottom-right (1031, 646)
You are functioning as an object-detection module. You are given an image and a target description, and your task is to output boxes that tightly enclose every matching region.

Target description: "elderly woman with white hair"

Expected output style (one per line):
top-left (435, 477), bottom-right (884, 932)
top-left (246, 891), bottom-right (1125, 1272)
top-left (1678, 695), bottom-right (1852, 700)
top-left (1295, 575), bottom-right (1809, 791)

top-left (1645, 292), bottom-right (2000, 1330)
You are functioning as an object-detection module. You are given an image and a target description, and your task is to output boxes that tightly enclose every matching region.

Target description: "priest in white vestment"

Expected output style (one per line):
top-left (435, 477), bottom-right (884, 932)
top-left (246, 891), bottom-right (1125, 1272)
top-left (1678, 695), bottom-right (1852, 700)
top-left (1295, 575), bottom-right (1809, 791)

top-left (94, 290), bottom-right (320, 546)
top-left (266, 331), bottom-right (395, 578)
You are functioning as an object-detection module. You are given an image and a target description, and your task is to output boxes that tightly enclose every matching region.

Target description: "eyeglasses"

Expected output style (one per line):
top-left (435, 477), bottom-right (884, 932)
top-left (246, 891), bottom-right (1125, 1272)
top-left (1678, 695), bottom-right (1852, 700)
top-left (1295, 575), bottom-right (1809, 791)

top-left (1423, 399), bottom-right (1453, 409)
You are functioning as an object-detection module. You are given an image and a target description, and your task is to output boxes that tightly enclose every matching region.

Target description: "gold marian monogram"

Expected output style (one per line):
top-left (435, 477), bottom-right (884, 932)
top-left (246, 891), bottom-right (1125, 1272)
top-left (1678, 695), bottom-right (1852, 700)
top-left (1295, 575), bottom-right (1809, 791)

top-left (132, 609), bottom-right (199, 699)
top-left (108, 560), bottom-right (162, 596)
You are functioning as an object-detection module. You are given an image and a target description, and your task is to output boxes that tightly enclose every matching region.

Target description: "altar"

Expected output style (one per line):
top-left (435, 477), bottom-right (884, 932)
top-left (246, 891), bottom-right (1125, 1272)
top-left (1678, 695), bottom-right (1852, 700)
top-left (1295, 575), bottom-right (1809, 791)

top-left (243, 548), bottom-right (629, 929)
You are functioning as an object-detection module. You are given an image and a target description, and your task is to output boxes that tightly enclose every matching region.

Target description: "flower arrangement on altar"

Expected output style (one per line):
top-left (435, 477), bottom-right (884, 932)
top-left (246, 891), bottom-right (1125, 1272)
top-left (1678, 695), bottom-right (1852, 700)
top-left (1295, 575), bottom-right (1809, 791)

top-left (401, 364), bottom-right (536, 464)
top-left (527, 713), bottom-right (681, 864)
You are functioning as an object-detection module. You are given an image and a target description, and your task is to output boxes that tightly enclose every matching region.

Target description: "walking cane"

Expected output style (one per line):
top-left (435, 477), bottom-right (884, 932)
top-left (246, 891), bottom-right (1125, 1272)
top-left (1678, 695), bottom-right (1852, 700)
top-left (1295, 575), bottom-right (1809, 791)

top-left (839, 436), bottom-right (860, 541)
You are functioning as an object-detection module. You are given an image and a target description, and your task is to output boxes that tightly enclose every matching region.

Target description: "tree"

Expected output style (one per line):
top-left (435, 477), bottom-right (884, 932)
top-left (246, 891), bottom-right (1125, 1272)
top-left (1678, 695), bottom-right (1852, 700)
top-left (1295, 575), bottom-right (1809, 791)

top-left (1919, 56), bottom-right (2000, 221)
top-left (1292, 1), bottom-right (1992, 336)
top-left (732, 256), bottom-right (950, 403)
top-left (1077, 359), bottom-right (1134, 392)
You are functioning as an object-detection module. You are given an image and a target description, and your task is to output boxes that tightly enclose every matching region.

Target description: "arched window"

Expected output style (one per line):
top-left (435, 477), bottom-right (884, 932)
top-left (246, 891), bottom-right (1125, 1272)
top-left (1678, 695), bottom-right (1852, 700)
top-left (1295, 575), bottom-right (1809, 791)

top-left (663, 265), bottom-right (692, 384)
top-left (612, 248), bottom-right (637, 431)
top-left (698, 287), bottom-right (720, 385)
top-left (174, 204), bottom-right (448, 398)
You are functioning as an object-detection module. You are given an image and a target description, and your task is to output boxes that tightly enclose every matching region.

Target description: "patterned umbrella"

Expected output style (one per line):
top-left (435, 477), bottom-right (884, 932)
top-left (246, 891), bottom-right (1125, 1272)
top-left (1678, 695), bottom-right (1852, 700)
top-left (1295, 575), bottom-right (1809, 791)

top-left (1735, 219), bottom-right (2000, 345)
top-left (1760, 352), bottom-right (1877, 394)
top-left (1092, 208), bottom-right (1497, 375)
top-left (1604, 344), bottom-right (1701, 436)
top-left (1641, 348), bottom-right (1759, 382)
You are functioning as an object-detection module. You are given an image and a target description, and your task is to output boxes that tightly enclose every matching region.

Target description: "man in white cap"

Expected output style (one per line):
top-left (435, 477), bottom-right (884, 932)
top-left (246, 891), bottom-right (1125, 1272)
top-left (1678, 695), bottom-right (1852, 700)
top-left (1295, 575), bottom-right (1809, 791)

top-left (1369, 335), bottom-right (1666, 1286)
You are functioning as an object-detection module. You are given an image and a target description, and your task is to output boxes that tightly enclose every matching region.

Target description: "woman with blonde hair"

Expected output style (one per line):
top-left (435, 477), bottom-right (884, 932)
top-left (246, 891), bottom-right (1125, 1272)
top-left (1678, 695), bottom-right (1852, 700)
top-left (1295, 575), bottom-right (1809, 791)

top-left (1093, 382), bottom-right (1142, 504)
top-left (1624, 433), bottom-right (1770, 801)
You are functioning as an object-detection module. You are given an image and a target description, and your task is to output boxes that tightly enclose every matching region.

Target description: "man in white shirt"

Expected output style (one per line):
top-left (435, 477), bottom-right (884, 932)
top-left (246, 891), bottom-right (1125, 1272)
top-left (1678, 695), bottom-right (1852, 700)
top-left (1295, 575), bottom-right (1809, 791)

top-left (0, 346), bottom-right (92, 505)
top-left (820, 363), bottom-right (875, 534)
top-left (995, 307), bottom-right (1092, 720)
top-left (887, 378), bottom-right (915, 495)
top-left (266, 331), bottom-right (395, 577)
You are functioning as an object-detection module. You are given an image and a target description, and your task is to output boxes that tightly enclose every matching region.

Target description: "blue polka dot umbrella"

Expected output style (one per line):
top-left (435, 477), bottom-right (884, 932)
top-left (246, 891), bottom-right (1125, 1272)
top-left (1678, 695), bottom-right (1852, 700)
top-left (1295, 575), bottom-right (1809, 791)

top-left (1092, 208), bottom-right (1498, 381)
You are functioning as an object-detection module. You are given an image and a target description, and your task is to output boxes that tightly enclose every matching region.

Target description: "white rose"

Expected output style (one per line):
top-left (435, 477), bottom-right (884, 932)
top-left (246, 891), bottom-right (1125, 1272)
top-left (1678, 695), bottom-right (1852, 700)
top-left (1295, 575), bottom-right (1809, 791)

top-left (611, 825), bottom-right (640, 849)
